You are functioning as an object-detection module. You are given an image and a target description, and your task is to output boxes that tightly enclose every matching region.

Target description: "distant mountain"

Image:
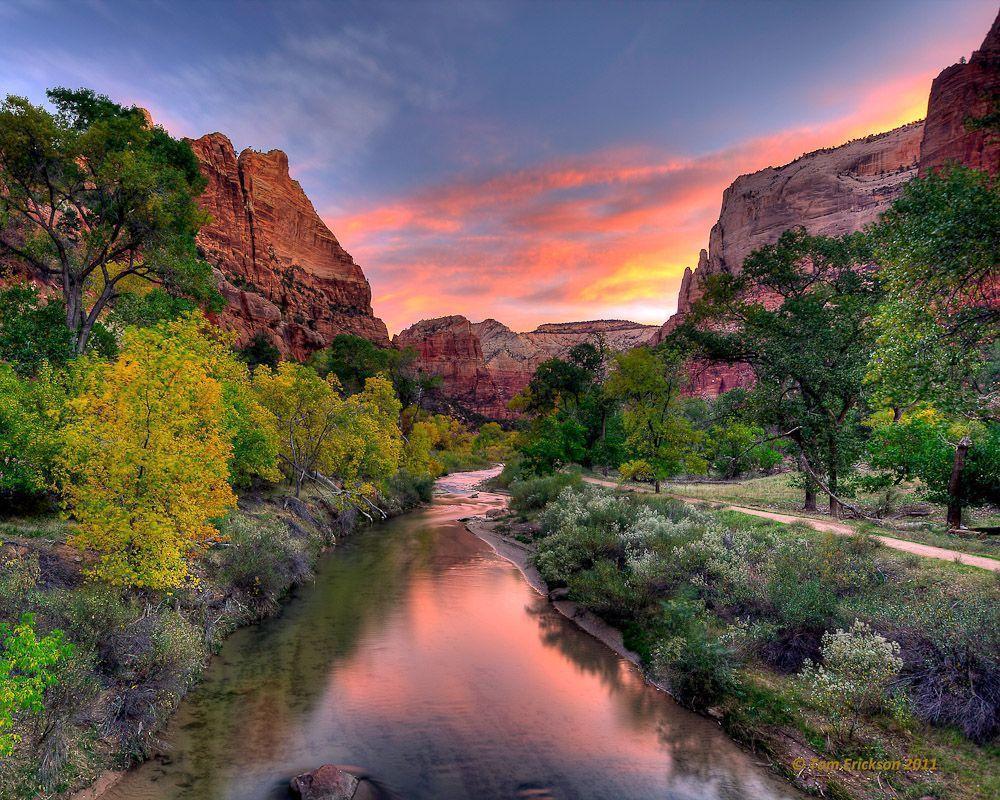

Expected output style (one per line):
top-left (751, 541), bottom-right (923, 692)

top-left (395, 316), bottom-right (658, 419)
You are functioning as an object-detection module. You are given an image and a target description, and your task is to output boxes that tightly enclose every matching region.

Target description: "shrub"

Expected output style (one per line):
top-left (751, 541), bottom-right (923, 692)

top-left (509, 471), bottom-right (582, 516)
top-left (386, 469), bottom-right (435, 507)
top-left (98, 610), bottom-right (203, 759)
top-left (0, 614), bottom-right (73, 756)
top-left (653, 598), bottom-right (736, 709)
top-left (799, 620), bottom-right (903, 741)
top-left (566, 559), bottom-right (644, 621)
top-left (213, 513), bottom-right (312, 615)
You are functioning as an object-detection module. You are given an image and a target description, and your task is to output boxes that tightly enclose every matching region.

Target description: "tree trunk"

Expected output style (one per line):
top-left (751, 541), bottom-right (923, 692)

top-left (946, 437), bottom-right (971, 530)
top-left (799, 454), bottom-right (817, 511)
top-left (828, 463), bottom-right (841, 518)
top-left (654, 479), bottom-right (661, 494)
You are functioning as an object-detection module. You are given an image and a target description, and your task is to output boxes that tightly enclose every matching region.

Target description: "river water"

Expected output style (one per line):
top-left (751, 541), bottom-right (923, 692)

top-left (104, 467), bottom-right (798, 800)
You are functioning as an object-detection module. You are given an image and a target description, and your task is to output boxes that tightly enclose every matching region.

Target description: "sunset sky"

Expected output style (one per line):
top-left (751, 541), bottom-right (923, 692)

top-left (2, 0), bottom-right (996, 333)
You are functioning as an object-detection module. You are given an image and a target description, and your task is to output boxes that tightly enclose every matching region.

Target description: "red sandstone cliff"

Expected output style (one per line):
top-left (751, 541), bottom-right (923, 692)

top-left (189, 133), bottom-right (388, 358)
top-left (393, 316), bottom-right (502, 418)
top-left (919, 12), bottom-right (1000, 177)
top-left (396, 316), bottom-right (658, 418)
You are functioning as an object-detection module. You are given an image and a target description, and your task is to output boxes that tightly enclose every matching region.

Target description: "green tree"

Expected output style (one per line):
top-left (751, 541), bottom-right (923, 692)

top-left (308, 333), bottom-right (431, 406)
top-left (679, 229), bottom-right (879, 515)
top-left (0, 88), bottom-right (218, 353)
top-left (604, 347), bottom-right (705, 492)
top-left (0, 614), bottom-right (73, 757)
top-left (867, 409), bottom-right (999, 529)
top-left (0, 285), bottom-right (74, 376)
top-left (864, 167), bottom-right (998, 526)
top-left (236, 332), bottom-right (281, 372)
top-left (866, 166), bottom-right (999, 417)
top-left (0, 362), bottom-right (76, 503)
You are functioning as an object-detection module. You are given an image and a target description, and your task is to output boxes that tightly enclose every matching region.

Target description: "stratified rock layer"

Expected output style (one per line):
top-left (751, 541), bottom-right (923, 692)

top-left (664, 121), bottom-right (923, 328)
top-left (919, 11), bottom-right (1000, 177)
top-left (189, 133), bottom-right (389, 358)
top-left (394, 316), bottom-right (501, 418)
top-left (397, 316), bottom-right (658, 418)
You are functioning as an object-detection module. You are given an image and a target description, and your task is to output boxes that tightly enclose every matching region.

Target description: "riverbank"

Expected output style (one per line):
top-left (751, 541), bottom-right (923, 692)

top-left (462, 515), bottom-right (822, 794)
top-left (0, 476), bottom-right (433, 800)
top-left (474, 476), bottom-right (1000, 800)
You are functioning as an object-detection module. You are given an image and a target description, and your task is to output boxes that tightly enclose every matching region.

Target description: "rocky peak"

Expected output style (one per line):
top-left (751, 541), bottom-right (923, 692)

top-left (918, 9), bottom-right (1000, 176)
top-left (188, 133), bottom-right (389, 359)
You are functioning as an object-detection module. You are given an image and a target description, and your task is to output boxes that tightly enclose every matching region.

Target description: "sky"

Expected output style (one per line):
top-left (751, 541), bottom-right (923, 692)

top-left (1, 0), bottom-right (996, 334)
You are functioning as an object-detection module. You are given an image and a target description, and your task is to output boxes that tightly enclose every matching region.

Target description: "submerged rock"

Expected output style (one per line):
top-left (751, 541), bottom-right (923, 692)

top-left (289, 765), bottom-right (360, 800)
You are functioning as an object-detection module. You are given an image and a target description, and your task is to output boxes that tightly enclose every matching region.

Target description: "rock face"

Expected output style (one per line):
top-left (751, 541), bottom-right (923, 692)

top-left (189, 133), bottom-right (389, 359)
top-left (919, 11), bottom-right (1000, 177)
top-left (473, 318), bottom-right (659, 412)
top-left (396, 316), bottom-right (658, 419)
top-left (662, 121), bottom-right (923, 331)
top-left (394, 315), bottom-right (502, 418)
top-left (654, 121), bottom-right (924, 396)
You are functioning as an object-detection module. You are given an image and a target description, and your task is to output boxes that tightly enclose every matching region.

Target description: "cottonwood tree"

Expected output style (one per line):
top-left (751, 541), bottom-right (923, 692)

top-left (254, 363), bottom-right (402, 507)
top-left (865, 167), bottom-right (999, 527)
top-left (678, 229), bottom-right (880, 516)
top-left (60, 314), bottom-right (241, 589)
top-left (604, 346), bottom-right (705, 492)
top-left (0, 88), bottom-right (216, 353)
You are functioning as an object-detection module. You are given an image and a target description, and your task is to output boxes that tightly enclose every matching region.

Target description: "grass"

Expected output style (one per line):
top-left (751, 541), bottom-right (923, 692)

top-left (657, 472), bottom-right (1000, 560)
top-left (0, 514), bottom-right (71, 541)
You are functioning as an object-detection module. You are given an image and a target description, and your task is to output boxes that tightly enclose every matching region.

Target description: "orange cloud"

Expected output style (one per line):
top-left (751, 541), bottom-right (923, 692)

top-left (327, 64), bottom-right (945, 335)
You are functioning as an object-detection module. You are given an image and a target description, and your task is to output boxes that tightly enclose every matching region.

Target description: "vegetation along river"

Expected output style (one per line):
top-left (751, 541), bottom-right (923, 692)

top-left (104, 467), bottom-right (799, 800)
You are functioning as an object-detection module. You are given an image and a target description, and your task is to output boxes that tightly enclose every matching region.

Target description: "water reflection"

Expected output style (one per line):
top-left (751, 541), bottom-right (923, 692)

top-left (105, 468), bottom-right (797, 800)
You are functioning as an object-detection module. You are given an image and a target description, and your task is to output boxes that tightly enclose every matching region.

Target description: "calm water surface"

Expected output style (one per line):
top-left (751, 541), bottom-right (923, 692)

top-left (106, 468), bottom-right (799, 800)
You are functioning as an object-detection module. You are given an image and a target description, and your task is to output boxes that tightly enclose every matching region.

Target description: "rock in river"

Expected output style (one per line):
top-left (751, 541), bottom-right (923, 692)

top-left (290, 764), bottom-right (384, 800)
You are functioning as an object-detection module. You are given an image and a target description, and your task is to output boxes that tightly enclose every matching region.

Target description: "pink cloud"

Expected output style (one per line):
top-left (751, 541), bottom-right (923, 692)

top-left (326, 61), bottom-right (948, 335)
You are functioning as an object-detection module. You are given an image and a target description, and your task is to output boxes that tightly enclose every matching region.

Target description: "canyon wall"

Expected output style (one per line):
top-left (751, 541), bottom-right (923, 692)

top-left (659, 121), bottom-right (924, 335)
top-left (919, 12), bottom-right (1000, 177)
top-left (396, 316), bottom-right (658, 419)
top-left (657, 11), bottom-right (998, 397)
top-left (190, 133), bottom-right (389, 359)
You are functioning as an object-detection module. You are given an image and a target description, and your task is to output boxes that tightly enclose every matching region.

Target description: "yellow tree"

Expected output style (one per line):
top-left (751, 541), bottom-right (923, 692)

top-left (60, 313), bottom-right (243, 589)
top-left (254, 365), bottom-right (402, 504)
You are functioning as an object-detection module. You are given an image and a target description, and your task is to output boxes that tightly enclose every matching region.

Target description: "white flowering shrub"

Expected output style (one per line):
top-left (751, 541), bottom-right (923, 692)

top-left (672, 522), bottom-right (781, 604)
top-left (799, 620), bottom-right (903, 740)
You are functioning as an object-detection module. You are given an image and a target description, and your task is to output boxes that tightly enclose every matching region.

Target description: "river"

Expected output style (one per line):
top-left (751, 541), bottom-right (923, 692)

top-left (104, 467), bottom-right (799, 800)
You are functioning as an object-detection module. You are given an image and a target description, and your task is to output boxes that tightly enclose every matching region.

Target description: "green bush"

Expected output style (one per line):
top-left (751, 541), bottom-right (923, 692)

top-left (386, 469), bottom-right (435, 506)
top-left (653, 598), bottom-right (737, 709)
top-left (509, 470), bottom-right (582, 515)
top-left (213, 513), bottom-right (312, 615)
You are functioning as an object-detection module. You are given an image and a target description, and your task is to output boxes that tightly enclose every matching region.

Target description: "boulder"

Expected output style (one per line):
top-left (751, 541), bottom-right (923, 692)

top-left (289, 765), bottom-right (360, 800)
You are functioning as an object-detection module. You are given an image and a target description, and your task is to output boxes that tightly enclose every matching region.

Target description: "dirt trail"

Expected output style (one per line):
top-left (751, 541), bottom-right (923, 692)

top-left (582, 476), bottom-right (1000, 573)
